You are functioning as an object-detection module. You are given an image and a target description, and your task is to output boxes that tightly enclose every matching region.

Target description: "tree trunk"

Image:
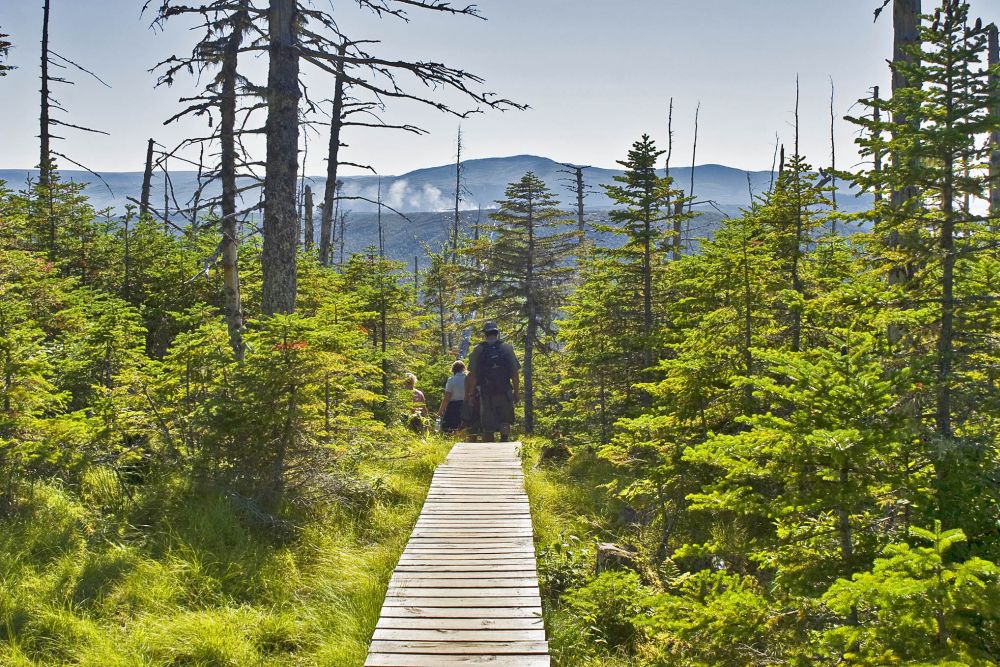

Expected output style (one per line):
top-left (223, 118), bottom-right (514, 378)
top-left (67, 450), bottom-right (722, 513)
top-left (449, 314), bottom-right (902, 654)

top-left (221, 4), bottom-right (246, 359)
top-left (303, 185), bottom-right (314, 250)
top-left (319, 41), bottom-right (346, 267)
top-left (39, 0), bottom-right (51, 190)
top-left (575, 167), bottom-right (585, 237)
top-left (452, 126), bottom-right (463, 263)
top-left (642, 200), bottom-right (653, 371)
top-left (791, 78), bottom-right (803, 353)
top-left (261, 0), bottom-right (301, 316)
top-left (888, 0), bottom-right (921, 344)
top-left (672, 200), bottom-right (684, 261)
top-left (524, 186), bottom-right (536, 434)
top-left (990, 24), bottom-right (1000, 226)
top-left (741, 233), bottom-right (753, 414)
top-left (140, 138), bottom-right (155, 219)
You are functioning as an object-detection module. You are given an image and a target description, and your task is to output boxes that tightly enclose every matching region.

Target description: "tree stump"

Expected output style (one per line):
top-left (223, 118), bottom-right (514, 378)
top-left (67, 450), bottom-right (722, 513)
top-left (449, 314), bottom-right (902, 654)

top-left (596, 542), bottom-right (637, 574)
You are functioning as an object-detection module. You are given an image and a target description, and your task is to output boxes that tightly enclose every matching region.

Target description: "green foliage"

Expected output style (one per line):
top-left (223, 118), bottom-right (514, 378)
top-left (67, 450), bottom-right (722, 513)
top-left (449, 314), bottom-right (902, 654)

top-left (563, 570), bottom-right (653, 651)
top-left (820, 522), bottom-right (1000, 665)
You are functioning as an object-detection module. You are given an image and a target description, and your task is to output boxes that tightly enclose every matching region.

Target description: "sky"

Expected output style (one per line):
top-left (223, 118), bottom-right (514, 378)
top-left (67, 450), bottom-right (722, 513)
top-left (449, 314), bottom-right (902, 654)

top-left (2, 1), bottom-right (1000, 177)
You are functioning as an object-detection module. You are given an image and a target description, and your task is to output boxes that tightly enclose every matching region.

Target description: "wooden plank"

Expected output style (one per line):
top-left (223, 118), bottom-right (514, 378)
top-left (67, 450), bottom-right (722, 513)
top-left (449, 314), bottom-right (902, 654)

top-left (366, 653), bottom-right (550, 666)
top-left (385, 587), bottom-right (540, 598)
top-left (376, 617), bottom-right (544, 630)
top-left (368, 640), bottom-right (548, 655)
top-left (366, 441), bottom-right (549, 666)
top-left (372, 628), bottom-right (546, 642)
top-left (390, 578), bottom-right (540, 589)
top-left (378, 606), bottom-right (542, 620)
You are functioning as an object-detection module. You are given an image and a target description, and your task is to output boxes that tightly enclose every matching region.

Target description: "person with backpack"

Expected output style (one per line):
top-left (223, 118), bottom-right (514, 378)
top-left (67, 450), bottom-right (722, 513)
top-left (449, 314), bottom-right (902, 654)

top-left (465, 321), bottom-right (520, 442)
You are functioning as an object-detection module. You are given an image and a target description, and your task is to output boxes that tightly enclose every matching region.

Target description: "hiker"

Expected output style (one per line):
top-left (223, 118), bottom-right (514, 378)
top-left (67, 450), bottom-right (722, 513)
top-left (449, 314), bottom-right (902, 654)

top-left (403, 373), bottom-right (428, 432)
top-left (438, 360), bottom-right (469, 434)
top-left (465, 321), bottom-right (520, 442)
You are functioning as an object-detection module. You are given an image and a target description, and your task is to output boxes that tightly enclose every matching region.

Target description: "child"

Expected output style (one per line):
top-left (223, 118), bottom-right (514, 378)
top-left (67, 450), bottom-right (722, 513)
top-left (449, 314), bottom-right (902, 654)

top-left (438, 360), bottom-right (468, 434)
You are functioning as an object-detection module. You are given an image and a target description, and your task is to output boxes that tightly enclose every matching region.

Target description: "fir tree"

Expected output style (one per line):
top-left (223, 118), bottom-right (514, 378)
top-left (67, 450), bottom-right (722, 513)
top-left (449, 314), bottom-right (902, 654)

top-left (464, 172), bottom-right (579, 433)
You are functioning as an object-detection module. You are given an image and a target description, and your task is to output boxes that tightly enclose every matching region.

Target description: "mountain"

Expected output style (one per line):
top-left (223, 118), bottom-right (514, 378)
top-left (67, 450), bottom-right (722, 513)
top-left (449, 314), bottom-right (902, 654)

top-left (0, 155), bottom-right (868, 261)
top-left (0, 154), bottom-right (868, 215)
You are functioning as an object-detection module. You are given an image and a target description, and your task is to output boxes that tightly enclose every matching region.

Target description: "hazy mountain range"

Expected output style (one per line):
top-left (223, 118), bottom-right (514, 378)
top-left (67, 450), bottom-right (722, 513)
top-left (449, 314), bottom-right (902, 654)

top-left (0, 155), bottom-right (868, 261)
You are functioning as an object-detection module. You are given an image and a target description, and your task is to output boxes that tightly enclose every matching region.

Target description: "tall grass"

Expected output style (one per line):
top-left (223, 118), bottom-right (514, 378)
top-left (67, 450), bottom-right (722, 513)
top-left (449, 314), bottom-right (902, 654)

top-left (521, 439), bottom-right (640, 667)
top-left (0, 437), bottom-right (449, 666)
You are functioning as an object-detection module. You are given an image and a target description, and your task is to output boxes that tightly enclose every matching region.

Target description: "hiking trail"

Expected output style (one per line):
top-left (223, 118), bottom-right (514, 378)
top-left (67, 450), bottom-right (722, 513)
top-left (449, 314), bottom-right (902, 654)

top-left (364, 441), bottom-right (549, 666)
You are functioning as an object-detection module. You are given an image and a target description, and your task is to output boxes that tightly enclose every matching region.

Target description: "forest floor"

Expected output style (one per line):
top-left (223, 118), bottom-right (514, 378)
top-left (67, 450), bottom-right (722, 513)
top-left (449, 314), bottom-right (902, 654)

top-left (0, 435), bottom-right (450, 666)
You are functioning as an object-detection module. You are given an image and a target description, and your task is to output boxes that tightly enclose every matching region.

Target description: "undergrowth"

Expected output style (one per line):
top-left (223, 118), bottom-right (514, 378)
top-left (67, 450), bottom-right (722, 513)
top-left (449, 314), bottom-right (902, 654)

top-left (0, 435), bottom-right (449, 666)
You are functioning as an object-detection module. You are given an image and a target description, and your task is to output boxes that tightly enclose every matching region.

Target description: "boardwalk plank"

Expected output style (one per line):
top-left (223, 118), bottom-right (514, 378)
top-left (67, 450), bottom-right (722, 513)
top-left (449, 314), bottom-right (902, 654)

top-left (365, 442), bottom-right (549, 666)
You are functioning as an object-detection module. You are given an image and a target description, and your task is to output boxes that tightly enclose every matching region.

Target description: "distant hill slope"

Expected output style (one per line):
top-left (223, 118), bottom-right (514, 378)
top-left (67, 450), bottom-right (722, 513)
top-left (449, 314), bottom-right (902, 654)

top-left (1, 155), bottom-right (868, 262)
top-left (0, 154), bottom-right (869, 216)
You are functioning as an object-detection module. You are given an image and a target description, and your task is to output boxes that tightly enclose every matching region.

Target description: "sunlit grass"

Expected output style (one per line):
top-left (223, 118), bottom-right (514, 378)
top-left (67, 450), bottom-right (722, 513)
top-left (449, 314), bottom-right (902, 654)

top-left (0, 435), bottom-right (451, 666)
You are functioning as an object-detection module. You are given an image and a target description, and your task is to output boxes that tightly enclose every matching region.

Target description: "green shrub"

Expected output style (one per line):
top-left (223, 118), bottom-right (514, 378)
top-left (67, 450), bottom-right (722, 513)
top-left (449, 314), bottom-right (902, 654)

top-left (563, 570), bottom-right (652, 651)
top-left (537, 535), bottom-right (593, 603)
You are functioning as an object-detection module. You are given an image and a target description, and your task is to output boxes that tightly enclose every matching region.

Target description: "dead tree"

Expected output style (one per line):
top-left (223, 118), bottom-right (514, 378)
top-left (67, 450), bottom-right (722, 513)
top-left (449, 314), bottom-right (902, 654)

top-left (319, 41), bottom-right (347, 266)
top-left (830, 78), bottom-right (839, 227)
top-left (559, 163), bottom-right (594, 240)
top-left (665, 98), bottom-right (685, 260)
top-left (260, 0), bottom-right (301, 315)
top-left (140, 138), bottom-right (155, 218)
top-left (888, 0), bottom-right (922, 342)
top-left (303, 184), bottom-right (314, 250)
top-left (37, 0), bottom-right (110, 251)
top-left (0, 27), bottom-right (13, 77)
top-left (451, 125), bottom-right (464, 262)
top-left (990, 24), bottom-right (1000, 226)
top-left (147, 0), bottom-right (257, 358)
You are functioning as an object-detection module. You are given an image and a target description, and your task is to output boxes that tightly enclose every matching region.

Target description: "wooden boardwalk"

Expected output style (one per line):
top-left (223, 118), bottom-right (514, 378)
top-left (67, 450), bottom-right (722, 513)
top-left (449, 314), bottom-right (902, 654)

top-left (365, 442), bottom-right (550, 666)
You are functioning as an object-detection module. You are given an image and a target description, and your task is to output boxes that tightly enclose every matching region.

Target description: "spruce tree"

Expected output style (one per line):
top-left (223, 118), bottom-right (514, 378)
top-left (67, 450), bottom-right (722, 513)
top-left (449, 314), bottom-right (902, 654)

top-left (847, 0), bottom-right (1000, 540)
top-left (464, 172), bottom-right (579, 433)
top-left (600, 135), bottom-right (687, 371)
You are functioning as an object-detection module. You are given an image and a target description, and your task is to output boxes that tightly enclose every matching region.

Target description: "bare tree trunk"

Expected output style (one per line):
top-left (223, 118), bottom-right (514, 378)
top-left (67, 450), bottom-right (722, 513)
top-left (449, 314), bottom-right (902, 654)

top-left (303, 185), bottom-right (314, 251)
top-left (791, 77), bottom-right (804, 353)
top-left (140, 138), bottom-right (155, 218)
top-left (874, 86), bottom-right (884, 210)
top-left (523, 185), bottom-right (536, 434)
top-left (888, 0), bottom-right (921, 344)
top-left (829, 78), bottom-right (839, 230)
top-left (451, 126), bottom-right (463, 263)
top-left (666, 98), bottom-right (684, 261)
top-left (377, 178), bottom-right (384, 258)
top-left (220, 2), bottom-right (247, 360)
top-left (990, 24), bottom-right (1000, 227)
top-left (39, 0), bottom-right (51, 191)
top-left (319, 42), bottom-right (347, 266)
top-left (261, 0), bottom-right (301, 316)
top-left (684, 102), bottom-right (700, 250)
top-left (162, 156), bottom-right (170, 233)
top-left (338, 210), bottom-right (347, 266)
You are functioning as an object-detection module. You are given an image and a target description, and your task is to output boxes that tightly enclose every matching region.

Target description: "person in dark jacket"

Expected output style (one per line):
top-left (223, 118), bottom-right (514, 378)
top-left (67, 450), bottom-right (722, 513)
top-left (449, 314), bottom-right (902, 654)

top-left (465, 321), bottom-right (520, 442)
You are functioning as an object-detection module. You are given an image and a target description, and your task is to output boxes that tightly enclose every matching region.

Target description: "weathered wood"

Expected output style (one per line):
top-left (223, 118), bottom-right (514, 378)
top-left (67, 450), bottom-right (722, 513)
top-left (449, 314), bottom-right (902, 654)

top-left (366, 655), bottom-right (550, 666)
top-left (366, 442), bottom-right (549, 666)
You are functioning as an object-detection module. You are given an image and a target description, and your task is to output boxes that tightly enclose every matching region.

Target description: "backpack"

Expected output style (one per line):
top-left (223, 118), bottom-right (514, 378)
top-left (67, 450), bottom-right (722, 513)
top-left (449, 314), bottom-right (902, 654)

top-left (476, 342), bottom-right (512, 395)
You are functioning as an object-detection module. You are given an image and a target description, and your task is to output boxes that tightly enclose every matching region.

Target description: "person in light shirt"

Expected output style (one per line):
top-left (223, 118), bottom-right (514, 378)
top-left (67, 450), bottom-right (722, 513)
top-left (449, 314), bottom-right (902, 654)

top-left (438, 360), bottom-right (468, 434)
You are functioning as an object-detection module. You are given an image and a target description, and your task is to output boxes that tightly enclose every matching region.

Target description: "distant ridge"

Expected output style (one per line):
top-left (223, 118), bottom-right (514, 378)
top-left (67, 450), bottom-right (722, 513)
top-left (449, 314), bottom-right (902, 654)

top-left (0, 154), bottom-right (869, 217)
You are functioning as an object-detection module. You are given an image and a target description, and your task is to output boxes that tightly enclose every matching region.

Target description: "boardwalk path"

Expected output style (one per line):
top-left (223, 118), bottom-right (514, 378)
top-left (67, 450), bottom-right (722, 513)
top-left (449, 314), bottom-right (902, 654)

top-left (365, 442), bottom-right (550, 666)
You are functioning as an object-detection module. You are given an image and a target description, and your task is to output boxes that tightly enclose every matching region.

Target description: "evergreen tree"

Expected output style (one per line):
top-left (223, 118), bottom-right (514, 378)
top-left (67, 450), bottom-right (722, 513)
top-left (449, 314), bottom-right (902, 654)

top-left (464, 172), bottom-right (579, 433)
top-left (600, 135), bottom-right (688, 371)
top-left (847, 0), bottom-right (1000, 542)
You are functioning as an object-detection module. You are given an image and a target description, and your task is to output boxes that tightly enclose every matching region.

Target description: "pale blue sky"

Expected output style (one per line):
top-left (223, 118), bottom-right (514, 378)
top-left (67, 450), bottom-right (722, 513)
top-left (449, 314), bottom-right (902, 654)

top-left (2, 1), bottom-right (999, 176)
